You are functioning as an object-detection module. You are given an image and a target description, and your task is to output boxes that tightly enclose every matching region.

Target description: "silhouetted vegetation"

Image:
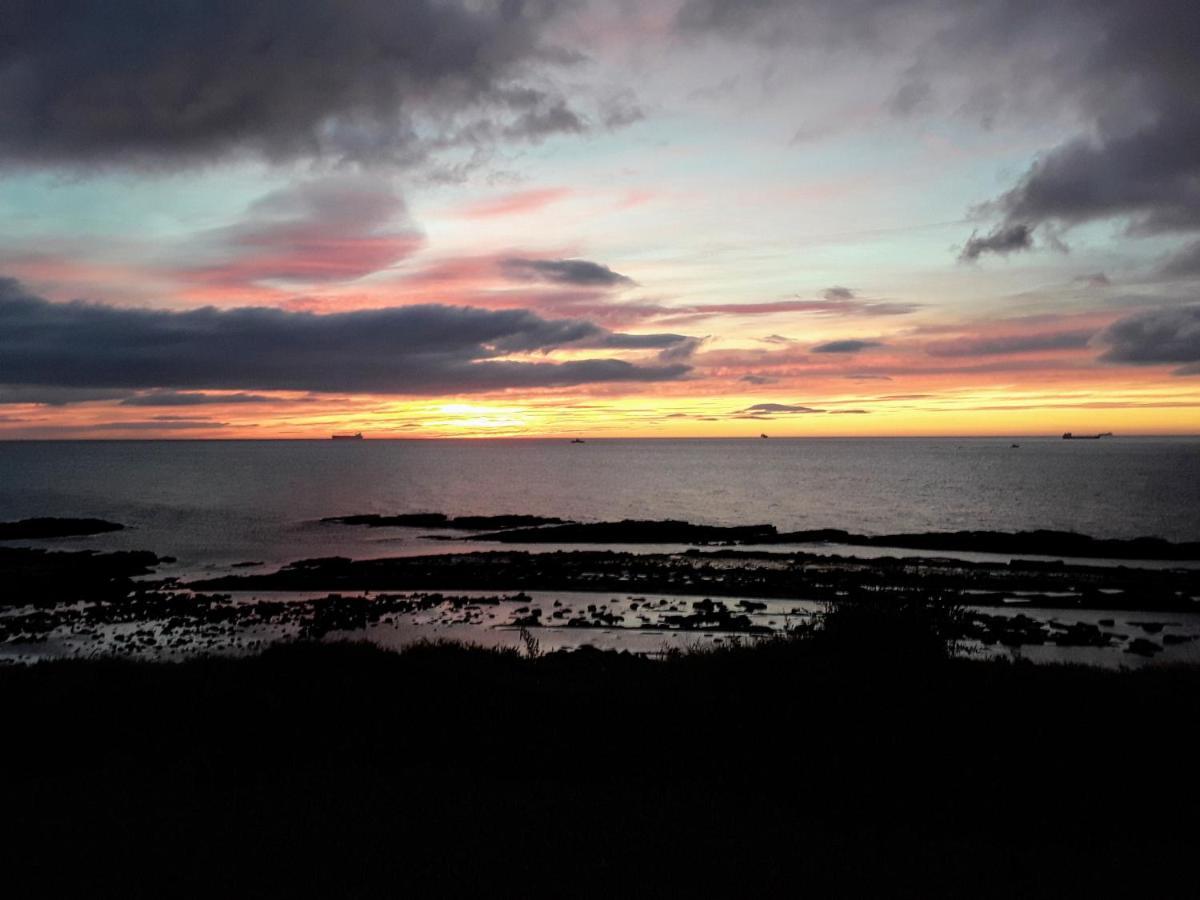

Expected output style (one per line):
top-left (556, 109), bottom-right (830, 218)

top-left (3, 602), bottom-right (1198, 895)
top-left (800, 593), bottom-right (967, 660)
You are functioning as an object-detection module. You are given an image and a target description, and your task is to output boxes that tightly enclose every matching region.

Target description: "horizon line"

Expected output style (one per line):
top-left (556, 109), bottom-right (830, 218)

top-left (2, 433), bottom-right (1198, 442)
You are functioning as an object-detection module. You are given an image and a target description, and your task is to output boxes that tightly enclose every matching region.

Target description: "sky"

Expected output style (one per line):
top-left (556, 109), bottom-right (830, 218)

top-left (1, 0), bottom-right (1199, 438)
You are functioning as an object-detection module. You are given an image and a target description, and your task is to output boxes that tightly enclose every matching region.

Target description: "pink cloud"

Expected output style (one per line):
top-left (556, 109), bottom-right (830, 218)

top-left (176, 177), bottom-right (422, 292)
top-left (458, 187), bottom-right (572, 219)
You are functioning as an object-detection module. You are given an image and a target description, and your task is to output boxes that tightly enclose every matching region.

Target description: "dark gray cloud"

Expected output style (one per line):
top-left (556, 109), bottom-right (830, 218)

top-left (958, 224), bottom-right (1033, 261)
top-left (888, 79), bottom-right (934, 117)
top-left (1159, 242), bottom-right (1200, 280)
top-left (656, 335), bottom-right (707, 362)
top-left (1097, 306), bottom-right (1200, 374)
top-left (925, 330), bottom-right (1094, 358)
top-left (958, 1), bottom-right (1200, 254)
top-left (599, 90), bottom-right (646, 130)
top-left (675, 0), bottom-right (907, 46)
top-left (678, 0), bottom-right (1200, 259)
top-left (0, 386), bottom-right (130, 406)
top-left (502, 258), bottom-right (635, 288)
top-left (119, 391), bottom-right (279, 407)
top-left (595, 332), bottom-right (692, 350)
top-left (823, 286), bottom-right (855, 302)
top-left (0, 0), bottom-right (585, 168)
top-left (740, 374), bottom-right (779, 384)
top-left (0, 278), bottom-right (691, 394)
top-left (811, 339), bottom-right (883, 353)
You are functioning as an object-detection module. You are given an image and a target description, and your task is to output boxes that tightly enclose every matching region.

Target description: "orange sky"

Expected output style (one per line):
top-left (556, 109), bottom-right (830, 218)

top-left (2, 2), bottom-right (1199, 438)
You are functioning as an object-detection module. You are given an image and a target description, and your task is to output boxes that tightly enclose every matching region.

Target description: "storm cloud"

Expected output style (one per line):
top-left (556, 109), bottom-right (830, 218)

top-left (0, 279), bottom-right (692, 394)
top-left (0, 0), bottom-right (583, 168)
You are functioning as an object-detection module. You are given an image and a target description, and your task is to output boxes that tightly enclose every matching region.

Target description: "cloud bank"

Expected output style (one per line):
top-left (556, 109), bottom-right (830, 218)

top-left (0, 0), bottom-right (583, 168)
top-left (1098, 306), bottom-right (1200, 375)
top-left (0, 279), bottom-right (692, 395)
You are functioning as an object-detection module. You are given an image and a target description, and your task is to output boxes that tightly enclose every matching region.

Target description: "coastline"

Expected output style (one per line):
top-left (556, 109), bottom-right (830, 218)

top-left (4, 530), bottom-right (1199, 665)
top-left (5, 518), bottom-right (1199, 891)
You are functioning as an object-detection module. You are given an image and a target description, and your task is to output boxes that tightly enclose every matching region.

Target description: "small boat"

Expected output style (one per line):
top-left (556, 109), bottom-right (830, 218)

top-left (760, 433), bottom-right (769, 439)
top-left (332, 432), bottom-right (363, 440)
top-left (1062, 432), bottom-right (1112, 440)
top-left (571, 438), bottom-right (585, 444)
top-left (1011, 443), bottom-right (1020, 448)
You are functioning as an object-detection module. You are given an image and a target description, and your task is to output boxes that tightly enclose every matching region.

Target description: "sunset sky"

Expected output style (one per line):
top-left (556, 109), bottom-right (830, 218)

top-left (1, 0), bottom-right (1198, 438)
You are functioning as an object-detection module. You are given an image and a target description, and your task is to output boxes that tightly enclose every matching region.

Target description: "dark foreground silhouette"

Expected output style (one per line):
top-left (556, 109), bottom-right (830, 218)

top-left (3, 602), bottom-right (1198, 897)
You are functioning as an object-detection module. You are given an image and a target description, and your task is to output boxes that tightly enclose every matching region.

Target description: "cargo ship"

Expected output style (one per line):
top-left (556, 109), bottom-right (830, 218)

top-left (331, 432), bottom-right (364, 440)
top-left (1062, 432), bottom-right (1112, 440)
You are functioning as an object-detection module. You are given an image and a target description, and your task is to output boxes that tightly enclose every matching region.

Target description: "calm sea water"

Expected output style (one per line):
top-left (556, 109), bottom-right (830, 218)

top-left (1, 437), bottom-right (1198, 571)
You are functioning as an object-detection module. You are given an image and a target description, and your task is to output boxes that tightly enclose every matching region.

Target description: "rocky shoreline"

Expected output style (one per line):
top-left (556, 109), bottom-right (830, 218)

top-left (318, 512), bottom-right (1200, 561)
top-left (192, 546), bottom-right (1200, 613)
top-left (3, 516), bottom-right (1198, 662)
top-left (2, 540), bottom-right (1198, 661)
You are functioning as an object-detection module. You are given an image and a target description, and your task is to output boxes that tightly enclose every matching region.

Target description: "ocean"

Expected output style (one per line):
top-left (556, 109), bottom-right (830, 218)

top-left (1, 436), bottom-right (1197, 572)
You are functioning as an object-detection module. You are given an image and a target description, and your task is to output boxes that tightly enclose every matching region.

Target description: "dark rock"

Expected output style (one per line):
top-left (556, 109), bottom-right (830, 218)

top-left (0, 517), bottom-right (125, 540)
top-left (470, 519), bottom-right (779, 545)
top-left (321, 513), bottom-right (570, 530)
top-left (1125, 638), bottom-right (1162, 657)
